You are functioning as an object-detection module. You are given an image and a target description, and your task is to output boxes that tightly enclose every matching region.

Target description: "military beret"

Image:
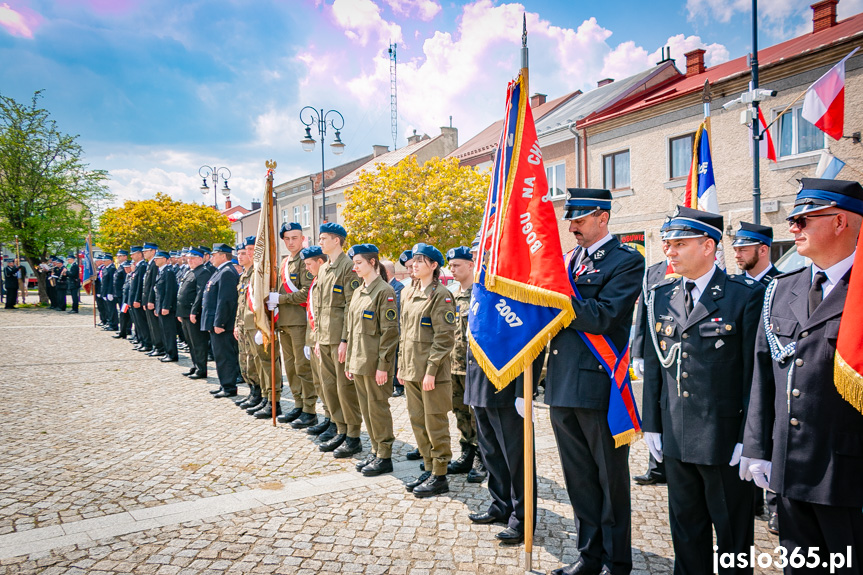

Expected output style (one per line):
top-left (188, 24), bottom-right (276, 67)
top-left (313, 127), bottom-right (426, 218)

top-left (116, 249), bottom-right (129, 256)
top-left (244, 236), bottom-right (256, 247)
top-left (446, 246), bottom-right (473, 263)
top-left (412, 243), bottom-right (445, 268)
top-left (154, 250), bottom-right (170, 259)
top-left (301, 246), bottom-right (325, 260)
top-left (347, 243), bottom-right (379, 258)
top-left (197, 245), bottom-right (212, 255)
top-left (235, 243), bottom-right (245, 253)
top-left (563, 188), bottom-right (612, 221)
top-left (280, 222), bottom-right (302, 238)
top-left (732, 222), bottom-right (773, 247)
top-left (789, 178), bottom-right (863, 218)
top-left (320, 222), bottom-right (347, 238)
top-left (143, 242), bottom-right (158, 250)
top-left (130, 245), bottom-right (143, 253)
top-left (665, 206), bottom-right (723, 242)
top-left (398, 250), bottom-right (413, 265)
top-left (212, 243), bottom-right (233, 254)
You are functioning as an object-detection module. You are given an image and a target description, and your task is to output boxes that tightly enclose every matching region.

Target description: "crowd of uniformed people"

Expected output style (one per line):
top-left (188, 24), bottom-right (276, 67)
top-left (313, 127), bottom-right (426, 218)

top-left (76, 177), bottom-right (861, 575)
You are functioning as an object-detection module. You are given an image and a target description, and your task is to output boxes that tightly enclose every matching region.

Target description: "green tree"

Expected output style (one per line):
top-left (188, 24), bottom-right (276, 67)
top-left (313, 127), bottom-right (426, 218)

top-left (0, 91), bottom-right (111, 302)
top-left (98, 193), bottom-right (235, 254)
top-left (342, 156), bottom-right (489, 259)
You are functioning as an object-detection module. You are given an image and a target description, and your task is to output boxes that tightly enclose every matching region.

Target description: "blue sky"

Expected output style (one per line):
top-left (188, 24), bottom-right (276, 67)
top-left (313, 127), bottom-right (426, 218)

top-left (1, 0), bottom-right (861, 209)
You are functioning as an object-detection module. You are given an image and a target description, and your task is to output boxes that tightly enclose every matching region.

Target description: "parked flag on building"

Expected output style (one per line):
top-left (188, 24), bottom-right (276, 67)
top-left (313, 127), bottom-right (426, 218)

top-left (802, 47), bottom-right (859, 141)
top-left (815, 150), bottom-right (846, 179)
top-left (834, 229), bottom-right (863, 415)
top-left (750, 108), bottom-right (777, 161)
top-left (468, 71), bottom-right (575, 390)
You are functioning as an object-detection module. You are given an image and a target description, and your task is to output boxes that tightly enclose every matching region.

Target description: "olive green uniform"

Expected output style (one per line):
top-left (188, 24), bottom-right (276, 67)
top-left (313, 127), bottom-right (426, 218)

top-left (398, 282), bottom-right (457, 475)
top-left (276, 253), bottom-right (316, 413)
top-left (346, 276), bottom-right (399, 459)
top-left (451, 285), bottom-right (477, 449)
top-left (237, 266), bottom-right (278, 400)
top-left (314, 251), bottom-right (363, 437)
top-left (306, 311), bottom-right (329, 420)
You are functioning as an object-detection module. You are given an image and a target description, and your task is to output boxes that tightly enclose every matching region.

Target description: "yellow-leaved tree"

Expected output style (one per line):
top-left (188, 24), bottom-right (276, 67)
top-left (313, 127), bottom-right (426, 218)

top-left (343, 156), bottom-right (489, 259)
top-left (97, 193), bottom-right (235, 254)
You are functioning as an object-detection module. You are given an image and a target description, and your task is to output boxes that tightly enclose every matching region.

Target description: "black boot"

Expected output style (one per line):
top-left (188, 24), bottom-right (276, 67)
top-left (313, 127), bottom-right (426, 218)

top-left (277, 407), bottom-right (302, 424)
top-left (238, 386), bottom-right (261, 409)
top-left (316, 421), bottom-right (337, 441)
top-left (362, 457), bottom-right (393, 477)
top-left (447, 445), bottom-right (476, 474)
top-left (307, 417), bottom-right (330, 435)
top-left (254, 400), bottom-right (282, 419)
top-left (412, 474), bottom-right (449, 498)
top-left (247, 397), bottom-right (267, 415)
top-left (291, 412), bottom-right (317, 429)
top-left (405, 471), bottom-right (432, 492)
top-left (333, 436), bottom-right (362, 458)
top-left (405, 448), bottom-right (422, 461)
top-left (319, 433), bottom-right (346, 452)
top-left (467, 459), bottom-right (488, 484)
top-left (356, 452), bottom-right (376, 472)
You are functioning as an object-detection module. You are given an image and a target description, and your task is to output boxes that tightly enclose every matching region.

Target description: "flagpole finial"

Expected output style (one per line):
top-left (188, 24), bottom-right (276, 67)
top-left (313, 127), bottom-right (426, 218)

top-left (522, 13), bottom-right (527, 48)
top-left (265, 159), bottom-right (277, 170)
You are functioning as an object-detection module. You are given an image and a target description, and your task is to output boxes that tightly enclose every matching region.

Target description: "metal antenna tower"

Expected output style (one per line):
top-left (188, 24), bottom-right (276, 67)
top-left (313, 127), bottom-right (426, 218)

top-left (388, 42), bottom-right (397, 150)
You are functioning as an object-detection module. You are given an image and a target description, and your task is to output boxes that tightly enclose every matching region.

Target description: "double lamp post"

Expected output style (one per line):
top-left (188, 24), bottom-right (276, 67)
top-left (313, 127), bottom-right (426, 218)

top-left (299, 107), bottom-right (345, 225)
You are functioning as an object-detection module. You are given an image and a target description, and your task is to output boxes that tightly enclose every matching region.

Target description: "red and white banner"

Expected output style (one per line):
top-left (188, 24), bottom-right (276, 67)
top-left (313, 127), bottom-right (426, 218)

top-left (802, 47), bottom-right (859, 140)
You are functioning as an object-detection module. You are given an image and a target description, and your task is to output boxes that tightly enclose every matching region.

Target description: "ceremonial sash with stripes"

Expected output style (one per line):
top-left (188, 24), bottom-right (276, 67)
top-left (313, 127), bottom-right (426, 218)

top-left (564, 248), bottom-right (642, 447)
top-left (307, 278), bottom-right (316, 330)
top-left (282, 257), bottom-right (307, 308)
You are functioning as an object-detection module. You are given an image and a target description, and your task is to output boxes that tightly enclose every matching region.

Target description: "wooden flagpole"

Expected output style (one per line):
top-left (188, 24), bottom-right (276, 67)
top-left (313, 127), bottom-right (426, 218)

top-left (520, 14), bottom-right (536, 575)
top-left (266, 161), bottom-right (279, 427)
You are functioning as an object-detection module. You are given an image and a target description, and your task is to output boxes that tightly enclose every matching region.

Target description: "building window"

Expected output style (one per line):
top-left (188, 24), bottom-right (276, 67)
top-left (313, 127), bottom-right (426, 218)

top-left (777, 106), bottom-right (825, 157)
top-left (281, 209), bottom-right (288, 224)
top-left (603, 150), bottom-right (630, 190)
top-left (319, 204), bottom-right (336, 223)
top-left (546, 162), bottom-right (566, 200)
top-left (302, 204), bottom-right (310, 228)
top-left (293, 206), bottom-right (301, 223)
top-left (300, 184), bottom-right (309, 191)
top-left (668, 134), bottom-right (694, 180)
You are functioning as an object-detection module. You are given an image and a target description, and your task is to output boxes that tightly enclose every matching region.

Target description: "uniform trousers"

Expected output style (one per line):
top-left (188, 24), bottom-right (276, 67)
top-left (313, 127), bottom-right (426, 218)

top-left (209, 330), bottom-right (239, 393)
top-left (68, 287), bottom-right (79, 311)
top-left (474, 405), bottom-right (535, 534)
top-left (352, 374), bottom-right (395, 458)
top-left (776, 496), bottom-right (862, 575)
top-left (132, 307), bottom-right (151, 347)
top-left (308, 346), bottom-right (330, 419)
top-left (664, 456), bottom-right (755, 575)
top-left (403, 378), bottom-right (452, 476)
top-left (451, 373), bottom-right (477, 449)
top-left (119, 309), bottom-right (131, 337)
top-left (237, 328), bottom-right (260, 389)
top-left (180, 318), bottom-right (209, 375)
top-left (107, 299), bottom-right (118, 328)
top-left (146, 306), bottom-right (164, 352)
top-left (158, 311), bottom-right (178, 359)
top-left (319, 343), bottom-right (362, 437)
top-left (55, 287), bottom-right (67, 311)
top-left (550, 407), bottom-right (632, 574)
top-left (96, 295), bottom-right (106, 322)
top-left (278, 325), bottom-right (315, 412)
top-left (252, 331), bottom-right (280, 401)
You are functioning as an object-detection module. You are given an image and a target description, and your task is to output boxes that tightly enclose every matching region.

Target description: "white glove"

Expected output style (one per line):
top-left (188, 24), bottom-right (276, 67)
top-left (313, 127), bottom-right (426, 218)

top-left (514, 397), bottom-right (535, 422)
top-left (632, 357), bottom-right (644, 379)
top-left (267, 292), bottom-right (280, 310)
top-left (729, 443), bottom-right (744, 467)
top-left (748, 459), bottom-right (772, 490)
top-left (107, 294), bottom-right (114, 301)
top-left (644, 431), bottom-right (663, 462)
top-left (303, 346), bottom-right (311, 360)
top-left (254, 330), bottom-right (263, 345)
top-left (738, 456), bottom-right (754, 482)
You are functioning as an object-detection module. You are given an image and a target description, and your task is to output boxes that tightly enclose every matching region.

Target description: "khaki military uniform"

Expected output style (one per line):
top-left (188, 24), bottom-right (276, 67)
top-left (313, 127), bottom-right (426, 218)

top-left (346, 276), bottom-right (399, 459)
top-left (314, 251), bottom-right (362, 437)
top-left (276, 253), bottom-right (316, 413)
top-left (305, 293), bottom-right (329, 420)
top-left (398, 281), bottom-right (456, 475)
top-left (237, 266), bottom-right (278, 400)
top-left (451, 285), bottom-right (477, 449)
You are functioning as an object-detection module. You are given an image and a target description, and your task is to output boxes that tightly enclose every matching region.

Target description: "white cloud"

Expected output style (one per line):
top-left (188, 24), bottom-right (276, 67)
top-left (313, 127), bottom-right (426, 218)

top-left (684, 0), bottom-right (858, 39)
top-left (383, 0), bottom-right (441, 21)
top-left (331, 0), bottom-right (402, 47)
top-left (0, 2), bottom-right (38, 38)
top-left (601, 34), bottom-right (730, 81)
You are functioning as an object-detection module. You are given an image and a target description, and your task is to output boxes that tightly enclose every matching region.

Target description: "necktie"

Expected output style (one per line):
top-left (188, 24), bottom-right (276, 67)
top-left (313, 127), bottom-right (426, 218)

top-left (808, 271), bottom-right (828, 317)
top-left (684, 281), bottom-right (696, 317)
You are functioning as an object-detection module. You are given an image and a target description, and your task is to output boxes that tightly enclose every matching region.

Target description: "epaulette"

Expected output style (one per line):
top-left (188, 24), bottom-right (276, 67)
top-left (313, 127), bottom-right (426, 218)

top-left (772, 266), bottom-right (807, 281)
top-left (618, 243), bottom-right (637, 253)
top-left (726, 274), bottom-right (762, 289)
top-left (649, 276), bottom-right (677, 291)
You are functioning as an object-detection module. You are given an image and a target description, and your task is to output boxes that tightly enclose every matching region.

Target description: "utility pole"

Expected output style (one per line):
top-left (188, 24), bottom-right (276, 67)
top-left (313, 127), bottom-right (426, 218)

top-left (751, 0), bottom-right (761, 224)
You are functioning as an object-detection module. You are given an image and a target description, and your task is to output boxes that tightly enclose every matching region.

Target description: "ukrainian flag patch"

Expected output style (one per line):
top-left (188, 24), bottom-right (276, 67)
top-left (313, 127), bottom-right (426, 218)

top-left (363, 310), bottom-right (375, 320)
top-left (333, 284), bottom-right (343, 294)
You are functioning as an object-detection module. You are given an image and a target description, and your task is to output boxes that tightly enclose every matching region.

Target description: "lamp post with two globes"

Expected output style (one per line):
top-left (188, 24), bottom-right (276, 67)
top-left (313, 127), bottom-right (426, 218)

top-left (299, 107), bottom-right (345, 225)
top-left (198, 165), bottom-right (231, 210)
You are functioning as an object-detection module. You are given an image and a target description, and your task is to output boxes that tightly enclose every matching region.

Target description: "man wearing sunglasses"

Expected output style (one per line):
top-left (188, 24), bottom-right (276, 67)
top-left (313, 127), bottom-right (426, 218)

top-left (743, 178), bottom-right (863, 572)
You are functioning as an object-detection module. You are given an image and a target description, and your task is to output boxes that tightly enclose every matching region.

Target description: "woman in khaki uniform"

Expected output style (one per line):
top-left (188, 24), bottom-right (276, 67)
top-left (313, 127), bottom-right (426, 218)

top-left (345, 244), bottom-right (399, 476)
top-left (398, 243), bottom-right (456, 498)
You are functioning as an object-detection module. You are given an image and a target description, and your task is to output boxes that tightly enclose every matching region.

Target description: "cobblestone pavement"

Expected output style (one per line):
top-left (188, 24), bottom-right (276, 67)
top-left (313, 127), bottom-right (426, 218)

top-left (0, 300), bottom-right (781, 574)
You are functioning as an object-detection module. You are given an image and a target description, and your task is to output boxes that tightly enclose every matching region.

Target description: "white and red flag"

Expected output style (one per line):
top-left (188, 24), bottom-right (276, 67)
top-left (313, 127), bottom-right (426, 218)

top-left (801, 47), bottom-right (859, 140)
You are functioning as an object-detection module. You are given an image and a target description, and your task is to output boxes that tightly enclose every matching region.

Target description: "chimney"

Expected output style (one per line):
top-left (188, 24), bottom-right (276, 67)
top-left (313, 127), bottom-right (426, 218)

top-left (597, 78), bottom-right (614, 87)
top-left (251, 200), bottom-right (261, 211)
top-left (224, 198), bottom-right (232, 210)
top-left (373, 145), bottom-right (389, 157)
top-left (812, 0), bottom-right (838, 33)
top-left (684, 49), bottom-right (706, 76)
top-left (530, 93), bottom-right (547, 107)
top-left (407, 129), bottom-right (422, 145)
top-left (439, 126), bottom-right (459, 154)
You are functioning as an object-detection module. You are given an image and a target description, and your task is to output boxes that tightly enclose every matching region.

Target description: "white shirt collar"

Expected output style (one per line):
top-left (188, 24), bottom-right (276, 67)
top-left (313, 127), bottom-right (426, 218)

top-left (683, 265), bottom-right (718, 304)
top-left (158, 263), bottom-right (167, 271)
top-left (746, 266), bottom-right (771, 282)
top-left (812, 250), bottom-right (855, 299)
top-left (217, 261), bottom-right (230, 270)
top-left (585, 232), bottom-right (615, 257)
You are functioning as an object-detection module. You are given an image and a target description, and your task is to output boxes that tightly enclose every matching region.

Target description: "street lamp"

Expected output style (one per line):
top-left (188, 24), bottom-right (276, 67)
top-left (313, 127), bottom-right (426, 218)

top-left (299, 107), bottom-right (345, 225)
top-left (198, 165), bottom-right (232, 209)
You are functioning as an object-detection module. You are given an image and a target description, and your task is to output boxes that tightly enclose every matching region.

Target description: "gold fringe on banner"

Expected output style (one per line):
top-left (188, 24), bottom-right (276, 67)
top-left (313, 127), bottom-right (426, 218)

top-left (613, 429), bottom-right (642, 449)
top-left (490, 276), bottom-right (577, 317)
top-left (834, 351), bottom-right (863, 415)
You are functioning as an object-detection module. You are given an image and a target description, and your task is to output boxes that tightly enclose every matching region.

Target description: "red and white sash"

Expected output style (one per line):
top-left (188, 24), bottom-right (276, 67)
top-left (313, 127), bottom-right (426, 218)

top-left (306, 277), bottom-right (316, 330)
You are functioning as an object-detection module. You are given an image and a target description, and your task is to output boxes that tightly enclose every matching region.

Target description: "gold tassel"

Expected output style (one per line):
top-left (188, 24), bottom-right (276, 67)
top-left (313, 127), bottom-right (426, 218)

top-left (613, 429), bottom-right (643, 449)
top-left (834, 351), bottom-right (863, 415)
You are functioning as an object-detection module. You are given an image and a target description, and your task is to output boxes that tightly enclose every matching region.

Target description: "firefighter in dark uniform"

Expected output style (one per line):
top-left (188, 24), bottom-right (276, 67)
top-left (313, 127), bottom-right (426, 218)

top-left (3, 259), bottom-right (18, 308)
top-left (116, 259), bottom-right (133, 339)
top-left (100, 253), bottom-right (118, 330)
top-left (201, 243), bottom-right (240, 397)
top-left (153, 250), bottom-right (178, 362)
top-left (129, 246), bottom-right (152, 351)
top-left (178, 247), bottom-right (213, 380)
top-left (743, 178), bottom-right (863, 574)
top-left (113, 251), bottom-right (129, 338)
top-left (546, 188), bottom-right (645, 575)
top-left (141, 243), bottom-right (164, 356)
top-left (643, 206), bottom-right (764, 575)
top-left (66, 254), bottom-right (80, 313)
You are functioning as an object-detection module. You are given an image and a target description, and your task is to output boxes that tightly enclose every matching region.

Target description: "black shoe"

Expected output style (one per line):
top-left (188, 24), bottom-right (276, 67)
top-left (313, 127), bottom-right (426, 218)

top-left (291, 412), bottom-right (317, 429)
top-left (278, 407), bottom-right (303, 423)
top-left (238, 387), bottom-right (261, 409)
top-left (319, 433), bottom-right (346, 452)
top-left (316, 422), bottom-right (337, 442)
top-left (333, 437), bottom-right (362, 458)
top-left (160, 356), bottom-right (178, 363)
top-left (634, 473), bottom-right (666, 486)
top-left (413, 474), bottom-right (448, 498)
top-left (551, 559), bottom-right (601, 575)
top-left (307, 417), bottom-right (331, 436)
top-left (214, 390), bottom-right (237, 398)
top-left (767, 512), bottom-right (779, 535)
top-left (254, 401), bottom-right (282, 419)
top-left (182, 368), bottom-right (197, 376)
top-left (356, 452), bottom-right (377, 472)
top-left (188, 373), bottom-right (208, 380)
top-left (146, 350), bottom-right (162, 357)
top-left (406, 448), bottom-right (422, 461)
top-left (447, 445), bottom-right (476, 474)
top-left (405, 471), bottom-right (432, 492)
top-left (136, 347), bottom-right (153, 353)
top-left (362, 457), bottom-right (393, 477)
top-left (112, 334), bottom-right (126, 339)
top-left (236, 376), bottom-right (245, 384)
top-left (468, 512), bottom-right (506, 525)
top-left (68, 310), bottom-right (78, 314)
top-left (247, 398), bottom-right (268, 415)
top-left (496, 527), bottom-right (524, 545)
top-left (209, 388), bottom-right (222, 395)
top-left (467, 460), bottom-right (488, 484)
top-left (392, 386), bottom-right (404, 397)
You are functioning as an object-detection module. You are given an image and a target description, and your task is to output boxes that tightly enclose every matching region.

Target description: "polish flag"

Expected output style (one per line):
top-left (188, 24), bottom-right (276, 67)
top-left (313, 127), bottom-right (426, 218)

top-left (752, 108), bottom-right (776, 161)
top-left (801, 48), bottom-right (859, 140)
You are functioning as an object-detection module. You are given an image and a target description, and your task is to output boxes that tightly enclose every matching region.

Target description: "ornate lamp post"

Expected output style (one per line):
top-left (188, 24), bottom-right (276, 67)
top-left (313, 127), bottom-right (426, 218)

top-left (198, 165), bottom-right (231, 209)
top-left (299, 107), bottom-right (345, 224)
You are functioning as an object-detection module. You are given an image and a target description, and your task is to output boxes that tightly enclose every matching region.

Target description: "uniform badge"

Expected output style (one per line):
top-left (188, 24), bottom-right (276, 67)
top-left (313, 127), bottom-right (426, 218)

top-left (725, 324), bottom-right (733, 331)
top-left (444, 311), bottom-right (455, 324)
top-left (595, 250), bottom-right (605, 259)
top-left (387, 296), bottom-right (394, 302)
top-left (350, 279), bottom-right (360, 289)
top-left (664, 325), bottom-right (673, 336)
top-left (445, 297), bottom-right (452, 303)
top-left (385, 309), bottom-right (397, 321)
top-left (306, 271), bottom-right (313, 280)
top-left (362, 310), bottom-right (375, 320)
top-left (715, 339), bottom-right (725, 349)
top-left (745, 279), bottom-right (754, 285)
top-left (655, 322), bottom-right (662, 333)
top-left (290, 273), bottom-right (298, 281)
top-left (660, 340), bottom-right (667, 351)
top-left (420, 316), bottom-right (432, 327)
top-left (333, 284), bottom-right (343, 294)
